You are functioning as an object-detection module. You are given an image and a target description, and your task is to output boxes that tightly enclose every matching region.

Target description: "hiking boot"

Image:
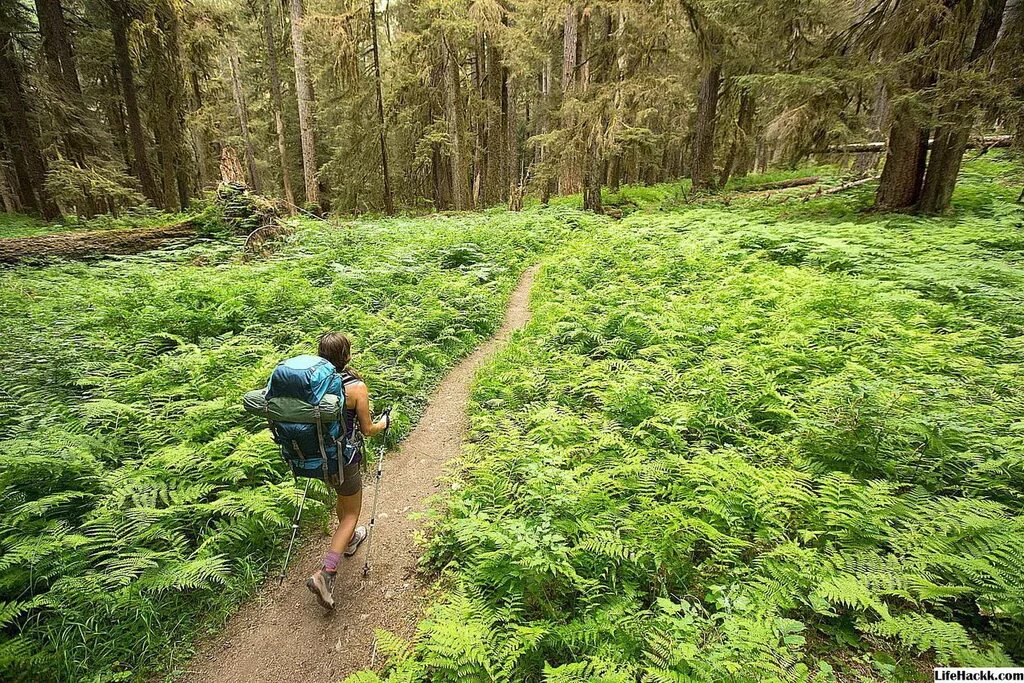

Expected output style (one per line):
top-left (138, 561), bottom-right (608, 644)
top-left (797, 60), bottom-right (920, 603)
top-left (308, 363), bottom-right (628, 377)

top-left (345, 525), bottom-right (367, 557)
top-left (306, 569), bottom-right (336, 610)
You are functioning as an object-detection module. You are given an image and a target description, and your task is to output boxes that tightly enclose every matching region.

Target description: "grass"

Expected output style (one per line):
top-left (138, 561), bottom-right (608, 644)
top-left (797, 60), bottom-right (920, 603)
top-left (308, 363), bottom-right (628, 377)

top-left (352, 154), bottom-right (1024, 682)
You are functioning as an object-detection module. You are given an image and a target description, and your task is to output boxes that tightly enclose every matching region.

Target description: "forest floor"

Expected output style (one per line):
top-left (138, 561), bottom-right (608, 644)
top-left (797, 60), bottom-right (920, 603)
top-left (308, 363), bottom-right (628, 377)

top-left (176, 265), bottom-right (540, 683)
top-left (6, 155), bottom-right (1022, 683)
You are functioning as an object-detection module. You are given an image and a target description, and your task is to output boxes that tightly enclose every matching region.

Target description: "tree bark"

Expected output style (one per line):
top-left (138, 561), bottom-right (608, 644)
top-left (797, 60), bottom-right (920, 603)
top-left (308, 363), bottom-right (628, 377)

top-left (0, 31), bottom-right (58, 218)
top-left (484, 38), bottom-right (505, 206)
top-left (187, 69), bottom-right (209, 192)
top-left (104, 66), bottom-right (130, 169)
top-left (917, 126), bottom-right (968, 214)
top-left (582, 141), bottom-right (602, 212)
top-left (582, 11), bottom-right (611, 214)
top-left (606, 10), bottom-right (628, 193)
top-left (229, 52), bottom-right (262, 193)
top-left (369, 0), bottom-right (393, 215)
top-left (918, 0), bottom-right (1008, 214)
top-left (539, 59), bottom-right (554, 203)
top-left (562, 5), bottom-right (578, 92)
top-left (442, 35), bottom-right (472, 210)
top-left (150, 1), bottom-right (191, 211)
top-left (35, 0), bottom-right (94, 164)
top-left (471, 33), bottom-right (484, 205)
top-left (36, 0), bottom-right (104, 215)
top-left (719, 84), bottom-right (754, 187)
top-left (559, 4), bottom-right (580, 194)
top-left (109, 3), bottom-right (159, 206)
top-left (35, 0), bottom-right (83, 97)
top-left (503, 67), bottom-right (515, 201)
top-left (289, 0), bottom-right (320, 208)
top-left (261, 2), bottom-right (295, 209)
top-left (0, 123), bottom-right (20, 213)
top-left (691, 61), bottom-right (721, 191)
top-left (608, 154), bottom-right (622, 191)
top-left (874, 107), bottom-right (929, 210)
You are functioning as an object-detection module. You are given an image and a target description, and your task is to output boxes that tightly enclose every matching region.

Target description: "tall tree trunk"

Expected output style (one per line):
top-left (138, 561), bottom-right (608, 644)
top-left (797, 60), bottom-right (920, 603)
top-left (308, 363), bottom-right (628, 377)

top-left (148, 1), bottom-right (191, 210)
top-left (427, 92), bottom-right (450, 211)
top-left (561, 5), bottom-right (578, 91)
top-left (289, 0), bottom-right (320, 208)
top-left (607, 155), bottom-right (621, 191)
top-left (691, 61), bottom-right (721, 191)
top-left (504, 70), bottom-right (517, 200)
top-left (431, 141), bottom-right (446, 210)
top-left (874, 104), bottom-right (929, 210)
top-left (917, 127), bottom-right (969, 213)
top-left (187, 70), bottom-right (209, 192)
top-left (229, 52), bottom-right (262, 193)
top-left (582, 140), bottom-right (602, 212)
top-left (539, 59), bottom-right (554, 204)
top-left (442, 35), bottom-right (472, 210)
top-left (0, 31), bottom-right (58, 218)
top-left (109, 4), bottom-right (159, 205)
top-left (0, 168), bottom-right (16, 214)
top-left (918, 0), bottom-right (1008, 213)
top-left (720, 85), bottom-right (754, 186)
top-left (35, 0), bottom-right (83, 97)
top-left (36, 0), bottom-right (101, 215)
top-left (582, 11), bottom-right (610, 214)
top-left (35, 0), bottom-right (92, 160)
top-left (607, 10), bottom-right (628, 193)
top-left (0, 124), bottom-right (20, 213)
top-left (369, 0), bottom-right (393, 215)
top-left (103, 66), bottom-right (130, 168)
top-left (484, 38), bottom-right (505, 206)
top-left (559, 4), bottom-right (579, 194)
top-left (472, 33), bottom-right (485, 205)
top-left (261, 3), bottom-right (295, 208)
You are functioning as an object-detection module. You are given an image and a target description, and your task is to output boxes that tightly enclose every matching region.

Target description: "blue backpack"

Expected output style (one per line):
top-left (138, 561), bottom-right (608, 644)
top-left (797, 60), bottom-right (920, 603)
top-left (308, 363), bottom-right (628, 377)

top-left (261, 355), bottom-right (359, 486)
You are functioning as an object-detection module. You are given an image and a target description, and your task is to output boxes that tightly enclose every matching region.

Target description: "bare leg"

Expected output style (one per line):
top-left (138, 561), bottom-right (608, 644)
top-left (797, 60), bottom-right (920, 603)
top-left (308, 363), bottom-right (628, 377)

top-left (330, 489), bottom-right (362, 555)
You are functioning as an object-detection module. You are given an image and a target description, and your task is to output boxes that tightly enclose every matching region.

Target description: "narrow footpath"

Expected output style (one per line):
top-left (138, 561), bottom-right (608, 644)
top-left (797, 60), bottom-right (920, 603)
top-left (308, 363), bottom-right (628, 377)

top-left (179, 264), bottom-right (540, 683)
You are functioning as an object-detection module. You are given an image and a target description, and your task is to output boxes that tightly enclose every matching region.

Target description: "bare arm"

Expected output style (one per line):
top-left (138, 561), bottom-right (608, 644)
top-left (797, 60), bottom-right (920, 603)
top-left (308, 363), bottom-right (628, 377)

top-left (347, 382), bottom-right (388, 437)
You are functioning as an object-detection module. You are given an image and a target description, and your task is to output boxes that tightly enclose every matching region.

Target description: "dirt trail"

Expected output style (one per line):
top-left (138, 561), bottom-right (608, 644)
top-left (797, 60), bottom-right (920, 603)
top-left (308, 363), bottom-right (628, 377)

top-left (179, 264), bottom-right (540, 683)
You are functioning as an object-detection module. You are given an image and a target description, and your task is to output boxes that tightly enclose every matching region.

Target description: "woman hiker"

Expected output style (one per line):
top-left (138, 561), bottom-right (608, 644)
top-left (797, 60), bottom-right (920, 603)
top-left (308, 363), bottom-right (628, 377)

top-left (305, 332), bottom-right (391, 609)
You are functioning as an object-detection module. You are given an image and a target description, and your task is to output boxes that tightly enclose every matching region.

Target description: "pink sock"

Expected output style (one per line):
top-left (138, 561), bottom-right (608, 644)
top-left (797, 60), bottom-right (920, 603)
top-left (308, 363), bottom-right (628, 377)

top-left (323, 551), bottom-right (342, 573)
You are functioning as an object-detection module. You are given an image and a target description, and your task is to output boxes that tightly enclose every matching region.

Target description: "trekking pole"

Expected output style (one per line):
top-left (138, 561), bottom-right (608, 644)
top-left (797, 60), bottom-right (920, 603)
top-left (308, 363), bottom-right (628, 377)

top-left (279, 477), bottom-right (312, 585)
top-left (362, 409), bottom-right (392, 579)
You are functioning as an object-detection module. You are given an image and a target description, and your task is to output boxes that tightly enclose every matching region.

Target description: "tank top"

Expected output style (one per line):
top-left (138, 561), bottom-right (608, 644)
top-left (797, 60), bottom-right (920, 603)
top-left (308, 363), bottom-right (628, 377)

top-left (340, 369), bottom-right (362, 441)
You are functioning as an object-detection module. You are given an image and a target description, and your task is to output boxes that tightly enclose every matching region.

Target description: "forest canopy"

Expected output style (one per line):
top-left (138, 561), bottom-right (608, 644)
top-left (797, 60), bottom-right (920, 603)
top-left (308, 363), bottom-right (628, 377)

top-left (0, 0), bottom-right (1020, 221)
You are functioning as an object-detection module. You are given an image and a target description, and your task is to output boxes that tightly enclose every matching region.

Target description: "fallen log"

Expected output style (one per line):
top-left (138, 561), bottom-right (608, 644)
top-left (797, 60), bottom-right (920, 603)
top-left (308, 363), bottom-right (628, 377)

top-left (741, 176), bottom-right (820, 191)
top-left (824, 135), bottom-right (1011, 154)
top-left (0, 218), bottom-right (196, 264)
top-left (801, 175), bottom-right (879, 201)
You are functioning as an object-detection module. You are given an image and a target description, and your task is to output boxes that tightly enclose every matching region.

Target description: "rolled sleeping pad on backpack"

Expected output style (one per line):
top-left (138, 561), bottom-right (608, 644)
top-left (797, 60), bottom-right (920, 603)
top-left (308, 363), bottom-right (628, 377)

top-left (242, 388), bottom-right (344, 423)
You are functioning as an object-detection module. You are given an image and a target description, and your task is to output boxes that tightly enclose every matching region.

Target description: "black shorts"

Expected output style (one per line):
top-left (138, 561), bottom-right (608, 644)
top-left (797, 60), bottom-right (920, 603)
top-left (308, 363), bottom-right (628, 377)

top-left (332, 461), bottom-right (362, 497)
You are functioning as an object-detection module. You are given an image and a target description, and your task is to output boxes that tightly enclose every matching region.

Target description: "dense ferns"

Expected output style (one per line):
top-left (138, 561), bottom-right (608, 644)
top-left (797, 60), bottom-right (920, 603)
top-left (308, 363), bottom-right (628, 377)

top-left (356, 156), bottom-right (1024, 682)
top-left (0, 208), bottom-right (586, 681)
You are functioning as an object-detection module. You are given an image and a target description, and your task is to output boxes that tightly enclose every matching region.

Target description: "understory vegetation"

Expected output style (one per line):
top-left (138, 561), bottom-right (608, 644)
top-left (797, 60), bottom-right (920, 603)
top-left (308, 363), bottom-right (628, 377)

top-left (0, 207), bottom-right (585, 681)
top-left (0, 208), bottom-right (189, 240)
top-left (354, 155), bottom-right (1024, 682)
